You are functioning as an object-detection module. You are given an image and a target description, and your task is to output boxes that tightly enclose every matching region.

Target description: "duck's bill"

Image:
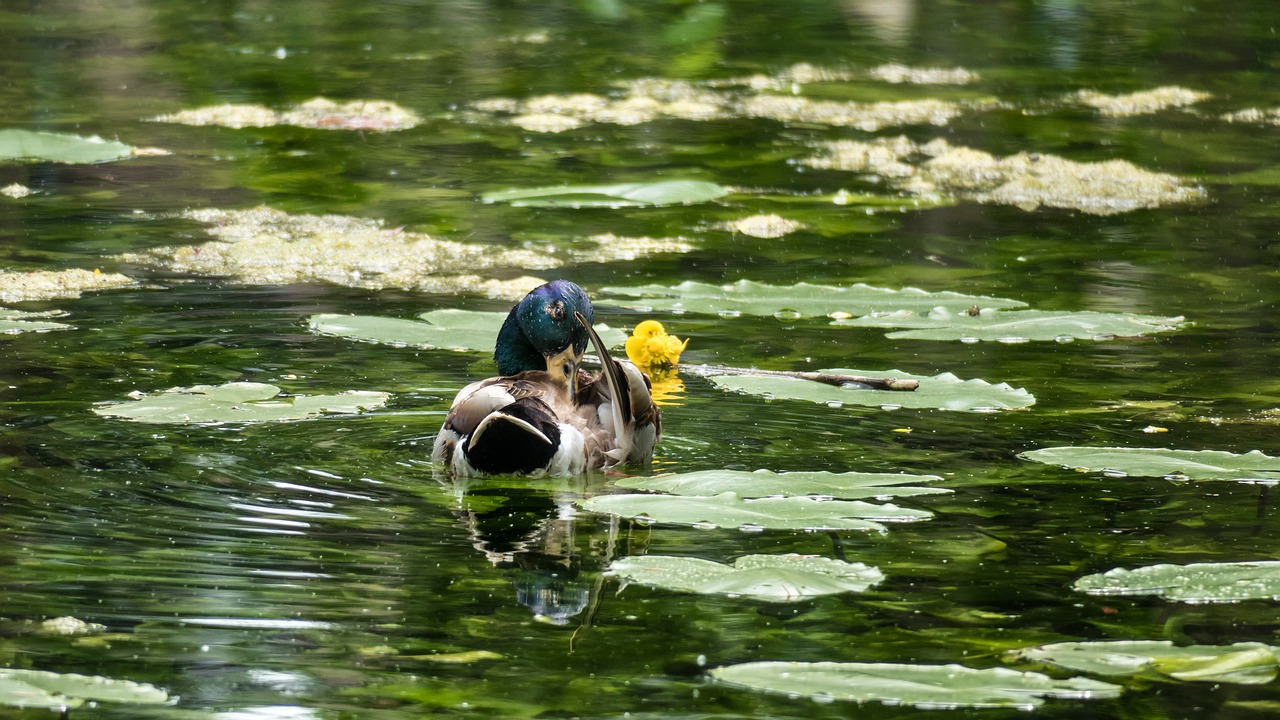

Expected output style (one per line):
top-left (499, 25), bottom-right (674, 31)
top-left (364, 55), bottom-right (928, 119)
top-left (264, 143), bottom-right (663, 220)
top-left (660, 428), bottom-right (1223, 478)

top-left (544, 345), bottom-right (581, 395)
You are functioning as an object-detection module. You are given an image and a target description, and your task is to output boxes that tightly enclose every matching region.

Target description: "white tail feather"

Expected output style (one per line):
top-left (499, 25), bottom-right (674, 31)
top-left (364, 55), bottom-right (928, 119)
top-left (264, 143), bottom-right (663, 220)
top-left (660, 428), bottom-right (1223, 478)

top-left (470, 412), bottom-right (553, 449)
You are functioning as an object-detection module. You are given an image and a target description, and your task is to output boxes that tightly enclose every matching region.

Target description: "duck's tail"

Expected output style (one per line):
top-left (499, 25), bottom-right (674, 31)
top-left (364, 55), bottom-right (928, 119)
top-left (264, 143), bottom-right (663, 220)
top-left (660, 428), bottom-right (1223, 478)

top-left (464, 397), bottom-right (561, 475)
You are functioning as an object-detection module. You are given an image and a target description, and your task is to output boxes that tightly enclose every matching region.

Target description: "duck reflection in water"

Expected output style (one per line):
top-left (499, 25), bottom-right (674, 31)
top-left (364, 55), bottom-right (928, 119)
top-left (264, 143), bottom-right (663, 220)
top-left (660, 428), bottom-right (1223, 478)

top-left (445, 477), bottom-right (616, 625)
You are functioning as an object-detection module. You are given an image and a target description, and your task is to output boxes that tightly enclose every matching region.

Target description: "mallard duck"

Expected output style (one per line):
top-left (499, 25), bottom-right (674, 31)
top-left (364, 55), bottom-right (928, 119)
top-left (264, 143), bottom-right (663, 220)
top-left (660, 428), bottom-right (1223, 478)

top-left (432, 280), bottom-right (660, 476)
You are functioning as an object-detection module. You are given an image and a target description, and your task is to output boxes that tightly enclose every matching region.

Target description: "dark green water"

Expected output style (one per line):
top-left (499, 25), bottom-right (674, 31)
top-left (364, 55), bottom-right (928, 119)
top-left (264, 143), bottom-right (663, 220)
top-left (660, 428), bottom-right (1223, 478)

top-left (4, 1), bottom-right (1280, 717)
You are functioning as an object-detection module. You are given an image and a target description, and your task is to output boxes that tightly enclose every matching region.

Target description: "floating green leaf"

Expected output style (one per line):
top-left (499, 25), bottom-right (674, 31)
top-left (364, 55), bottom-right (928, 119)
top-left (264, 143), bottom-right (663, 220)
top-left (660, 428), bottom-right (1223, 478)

top-left (1075, 561), bottom-right (1280, 603)
top-left (608, 554), bottom-right (883, 602)
top-left (1, 309), bottom-right (70, 335)
top-left (709, 368), bottom-right (1035, 412)
top-left (482, 180), bottom-right (728, 207)
top-left (709, 661), bottom-right (1121, 710)
top-left (0, 129), bottom-right (136, 164)
top-left (600, 279), bottom-right (1025, 318)
top-left (94, 382), bottom-right (390, 424)
top-left (309, 309), bottom-right (626, 351)
top-left (0, 669), bottom-right (167, 710)
top-left (835, 307), bottom-right (1189, 341)
top-left (1020, 446), bottom-right (1280, 483)
top-left (1014, 640), bottom-right (1280, 684)
top-left (581, 492), bottom-right (931, 532)
top-left (614, 469), bottom-right (950, 500)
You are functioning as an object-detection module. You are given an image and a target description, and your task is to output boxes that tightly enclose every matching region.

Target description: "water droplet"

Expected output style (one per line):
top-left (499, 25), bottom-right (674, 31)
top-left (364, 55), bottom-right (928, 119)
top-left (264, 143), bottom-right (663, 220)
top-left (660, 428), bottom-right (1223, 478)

top-left (692, 521), bottom-right (718, 530)
top-left (717, 309), bottom-right (741, 318)
top-left (1055, 335), bottom-right (1076, 343)
top-left (879, 404), bottom-right (902, 411)
top-left (1102, 469), bottom-right (1128, 478)
top-left (996, 336), bottom-right (1029, 344)
top-left (773, 309), bottom-right (802, 321)
top-left (761, 393), bottom-right (775, 401)
top-left (960, 336), bottom-right (979, 344)
top-left (825, 400), bottom-right (843, 408)
top-left (1092, 333), bottom-right (1117, 341)
top-left (738, 523), bottom-right (764, 533)
top-left (634, 516), bottom-right (656, 526)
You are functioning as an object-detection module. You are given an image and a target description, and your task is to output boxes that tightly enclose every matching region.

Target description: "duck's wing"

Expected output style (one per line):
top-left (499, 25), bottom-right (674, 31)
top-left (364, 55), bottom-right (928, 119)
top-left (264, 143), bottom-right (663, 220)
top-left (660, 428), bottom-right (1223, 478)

top-left (433, 373), bottom-right (585, 476)
top-left (575, 312), bottom-right (661, 466)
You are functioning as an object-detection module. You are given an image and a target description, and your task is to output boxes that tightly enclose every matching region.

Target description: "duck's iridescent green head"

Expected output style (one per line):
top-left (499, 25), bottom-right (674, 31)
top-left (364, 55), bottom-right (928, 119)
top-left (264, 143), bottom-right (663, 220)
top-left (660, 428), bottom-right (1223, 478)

top-left (494, 280), bottom-right (594, 385)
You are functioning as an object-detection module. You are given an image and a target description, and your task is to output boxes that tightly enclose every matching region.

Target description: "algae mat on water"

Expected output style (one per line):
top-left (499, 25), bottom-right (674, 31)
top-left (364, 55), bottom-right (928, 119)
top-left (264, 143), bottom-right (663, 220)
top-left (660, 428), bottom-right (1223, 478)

top-left (125, 208), bottom-right (692, 297)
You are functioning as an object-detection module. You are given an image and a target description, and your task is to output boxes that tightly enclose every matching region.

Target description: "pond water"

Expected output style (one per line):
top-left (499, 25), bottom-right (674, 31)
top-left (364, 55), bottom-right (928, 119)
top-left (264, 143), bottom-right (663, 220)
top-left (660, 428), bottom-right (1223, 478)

top-left (4, 0), bottom-right (1280, 717)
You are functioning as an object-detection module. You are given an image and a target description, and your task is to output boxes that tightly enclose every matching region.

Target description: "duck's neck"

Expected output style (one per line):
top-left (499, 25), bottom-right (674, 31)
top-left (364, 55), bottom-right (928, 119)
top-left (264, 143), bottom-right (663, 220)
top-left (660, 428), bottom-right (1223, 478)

top-left (494, 309), bottom-right (544, 375)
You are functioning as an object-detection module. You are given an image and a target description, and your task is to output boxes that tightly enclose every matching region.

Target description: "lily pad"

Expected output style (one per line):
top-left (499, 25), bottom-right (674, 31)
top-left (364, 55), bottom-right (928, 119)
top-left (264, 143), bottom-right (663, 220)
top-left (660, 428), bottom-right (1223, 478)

top-left (0, 669), bottom-right (167, 710)
top-left (614, 469), bottom-right (950, 500)
top-left (0, 129), bottom-right (137, 164)
top-left (709, 661), bottom-right (1121, 710)
top-left (607, 553), bottom-right (884, 602)
top-left (94, 382), bottom-right (390, 425)
top-left (1020, 446), bottom-right (1280, 483)
top-left (481, 180), bottom-right (728, 208)
top-left (1074, 561), bottom-right (1280, 603)
top-left (1, 308), bottom-right (70, 335)
top-left (309, 309), bottom-right (626, 351)
top-left (835, 307), bottom-right (1189, 342)
top-left (709, 368), bottom-right (1035, 412)
top-left (1014, 640), bottom-right (1280, 684)
top-left (581, 492), bottom-right (931, 532)
top-left (600, 280), bottom-right (1025, 318)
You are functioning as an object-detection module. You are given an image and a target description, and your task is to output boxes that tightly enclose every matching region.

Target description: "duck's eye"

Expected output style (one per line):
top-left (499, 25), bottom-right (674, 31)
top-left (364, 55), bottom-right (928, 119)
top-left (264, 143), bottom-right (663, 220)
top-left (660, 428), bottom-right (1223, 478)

top-left (546, 300), bottom-right (566, 320)
top-left (562, 363), bottom-right (572, 376)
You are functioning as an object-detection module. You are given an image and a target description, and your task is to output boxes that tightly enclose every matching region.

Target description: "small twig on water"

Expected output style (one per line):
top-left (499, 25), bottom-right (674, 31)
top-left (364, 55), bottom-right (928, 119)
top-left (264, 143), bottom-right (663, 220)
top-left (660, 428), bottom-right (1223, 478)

top-left (679, 363), bottom-right (920, 392)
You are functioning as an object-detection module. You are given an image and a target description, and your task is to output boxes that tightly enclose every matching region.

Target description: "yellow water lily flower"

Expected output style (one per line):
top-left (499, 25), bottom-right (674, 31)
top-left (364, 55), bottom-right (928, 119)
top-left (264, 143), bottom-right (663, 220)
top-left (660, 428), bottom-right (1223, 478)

top-left (625, 320), bottom-right (688, 371)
